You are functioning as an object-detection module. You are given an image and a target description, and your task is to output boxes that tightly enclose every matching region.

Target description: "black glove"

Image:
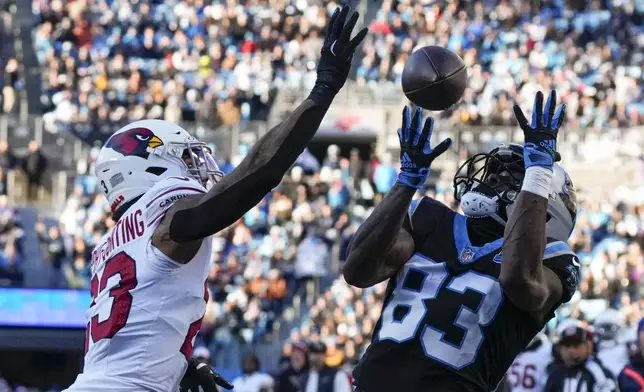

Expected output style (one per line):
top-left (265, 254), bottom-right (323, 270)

top-left (396, 106), bottom-right (452, 189)
top-left (513, 90), bottom-right (566, 170)
top-left (315, 5), bottom-right (368, 94)
top-left (180, 358), bottom-right (233, 392)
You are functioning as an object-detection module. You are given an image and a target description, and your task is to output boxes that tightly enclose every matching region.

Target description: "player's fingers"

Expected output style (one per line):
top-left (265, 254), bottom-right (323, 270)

top-left (332, 5), bottom-right (350, 41)
top-left (553, 103), bottom-right (566, 131)
top-left (531, 91), bottom-right (543, 129)
top-left (431, 138), bottom-right (452, 158)
top-left (513, 105), bottom-right (529, 129)
top-left (401, 106), bottom-right (411, 142)
top-left (411, 107), bottom-right (423, 146)
top-left (325, 8), bottom-right (339, 42)
top-left (544, 90), bottom-right (556, 128)
top-left (419, 115), bottom-right (434, 148)
top-left (214, 374), bottom-right (234, 390)
top-left (339, 10), bottom-right (359, 45)
top-left (347, 27), bottom-right (368, 53)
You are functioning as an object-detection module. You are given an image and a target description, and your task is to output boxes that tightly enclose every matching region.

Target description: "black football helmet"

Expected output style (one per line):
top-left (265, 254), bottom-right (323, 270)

top-left (453, 143), bottom-right (578, 242)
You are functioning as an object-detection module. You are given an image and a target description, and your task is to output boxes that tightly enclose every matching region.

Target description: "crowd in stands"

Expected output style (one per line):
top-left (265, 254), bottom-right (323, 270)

top-left (360, 0), bottom-right (643, 128)
top-left (32, 0), bottom-right (339, 132)
top-left (32, 0), bottom-right (643, 133)
top-left (0, 138), bottom-right (49, 288)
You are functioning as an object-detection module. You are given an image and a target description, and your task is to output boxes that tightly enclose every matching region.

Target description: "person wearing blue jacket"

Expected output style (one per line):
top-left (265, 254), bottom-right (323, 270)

top-left (618, 318), bottom-right (644, 392)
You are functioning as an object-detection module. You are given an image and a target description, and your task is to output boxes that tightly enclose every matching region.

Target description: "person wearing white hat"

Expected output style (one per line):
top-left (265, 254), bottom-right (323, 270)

top-left (193, 347), bottom-right (212, 365)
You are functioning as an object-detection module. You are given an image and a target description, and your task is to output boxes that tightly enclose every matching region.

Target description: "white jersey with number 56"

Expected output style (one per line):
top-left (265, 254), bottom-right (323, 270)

top-left (64, 177), bottom-right (212, 392)
top-left (507, 339), bottom-right (553, 392)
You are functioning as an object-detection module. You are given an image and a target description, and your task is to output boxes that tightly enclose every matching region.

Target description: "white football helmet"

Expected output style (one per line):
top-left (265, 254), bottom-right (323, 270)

top-left (594, 309), bottom-right (624, 344)
top-left (95, 119), bottom-right (223, 213)
top-left (454, 143), bottom-right (577, 242)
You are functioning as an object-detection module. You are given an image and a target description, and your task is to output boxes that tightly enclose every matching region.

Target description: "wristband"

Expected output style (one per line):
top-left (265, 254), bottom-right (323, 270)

top-left (397, 169), bottom-right (429, 190)
top-left (521, 166), bottom-right (552, 199)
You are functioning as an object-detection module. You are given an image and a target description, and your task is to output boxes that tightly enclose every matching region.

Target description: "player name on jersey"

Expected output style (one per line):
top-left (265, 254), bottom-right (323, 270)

top-left (91, 209), bottom-right (144, 273)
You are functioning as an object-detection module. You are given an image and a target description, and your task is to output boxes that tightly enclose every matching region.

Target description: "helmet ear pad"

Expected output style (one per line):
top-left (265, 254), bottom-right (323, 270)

top-left (460, 181), bottom-right (514, 225)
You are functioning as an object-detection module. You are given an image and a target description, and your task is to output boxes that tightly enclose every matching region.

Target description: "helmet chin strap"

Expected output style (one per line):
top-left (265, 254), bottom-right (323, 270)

top-left (460, 191), bottom-right (507, 226)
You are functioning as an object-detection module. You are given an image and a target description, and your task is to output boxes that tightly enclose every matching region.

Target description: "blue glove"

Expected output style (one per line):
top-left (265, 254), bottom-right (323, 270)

top-left (513, 90), bottom-right (566, 170)
top-left (396, 106), bottom-right (451, 189)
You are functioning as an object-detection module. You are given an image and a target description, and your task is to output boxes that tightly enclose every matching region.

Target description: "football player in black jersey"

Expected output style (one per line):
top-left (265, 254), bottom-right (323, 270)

top-left (343, 90), bottom-right (580, 392)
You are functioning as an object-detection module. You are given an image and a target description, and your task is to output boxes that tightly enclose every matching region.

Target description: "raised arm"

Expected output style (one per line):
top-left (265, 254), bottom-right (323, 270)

top-left (343, 107), bottom-right (451, 288)
top-left (499, 90), bottom-right (567, 315)
top-left (152, 6), bottom-right (368, 262)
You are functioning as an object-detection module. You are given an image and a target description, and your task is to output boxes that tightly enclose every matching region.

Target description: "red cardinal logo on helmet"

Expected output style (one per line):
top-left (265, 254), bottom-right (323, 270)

top-left (106, 128), bottom-right (164, 159)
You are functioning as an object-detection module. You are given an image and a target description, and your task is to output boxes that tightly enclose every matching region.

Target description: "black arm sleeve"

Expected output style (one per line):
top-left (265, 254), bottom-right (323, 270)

top-left (169, 89), bottom-right (335, 242)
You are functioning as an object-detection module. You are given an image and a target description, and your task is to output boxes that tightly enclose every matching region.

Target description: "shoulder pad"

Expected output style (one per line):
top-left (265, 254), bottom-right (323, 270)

top-left (145, 176), bottom-right (206, 197)
top-left (543, 240), bottom-right (575, 260)
top-left (408, 196), bottom-right (425, 222)
top-left (142, 177), bottom-right (206, 227)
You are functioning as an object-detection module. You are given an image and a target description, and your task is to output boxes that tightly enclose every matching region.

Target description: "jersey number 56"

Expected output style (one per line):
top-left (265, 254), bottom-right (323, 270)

top-left (508, 363), bottom-right (536, 389)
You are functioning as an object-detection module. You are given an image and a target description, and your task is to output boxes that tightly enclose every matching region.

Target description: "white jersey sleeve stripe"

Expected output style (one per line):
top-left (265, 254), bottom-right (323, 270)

top-left (145, 186), bottom-right (206, 227)
top-left (145, 186), bottom-right (205, 208)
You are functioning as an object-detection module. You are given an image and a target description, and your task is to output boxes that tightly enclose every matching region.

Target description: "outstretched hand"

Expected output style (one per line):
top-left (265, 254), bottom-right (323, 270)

top-left (180, 358), bottom-right (234, 392)
top-left (396, 106), bottom-right (451, 189)
top-left (315, 5), bottom-right (369, 94)
top-left (513, 90), bottom-right (565, 170)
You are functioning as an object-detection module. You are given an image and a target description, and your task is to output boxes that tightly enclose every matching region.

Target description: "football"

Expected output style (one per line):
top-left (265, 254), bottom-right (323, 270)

top-left (401, 46), bottom-right (467, 111)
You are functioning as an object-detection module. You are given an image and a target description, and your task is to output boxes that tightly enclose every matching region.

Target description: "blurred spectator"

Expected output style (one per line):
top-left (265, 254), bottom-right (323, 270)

top-left (323, 146), bottom-right (340, 170)
top-left (373, 152), bottom-right (397, 194)
top-left (35, 221), bottom-right (66, 288)
top-left (618, 318), bottom-right (644, 392)
top-left (276, 342), bottom-right (309, 392)
top-left (231, 353), bottom-right (274, 392)
top-left (304, 341), bottom-right (352, 392)
top-left (544, 323), bottom-right (616, 392)
top-left (294, 227), bottom-right (330, 302)
top-left (20, 141), bottom-right (47, 202)
top-left (0, 195), bottom-right (23, 286)
top-left (1, 57), bottom-right (17, 113)
top-left (0, 140), bottom-right (17, 171)
top-left (0, 169), bottom-right (6, 196)
top-left (193, 346), bottom-right (212, 366)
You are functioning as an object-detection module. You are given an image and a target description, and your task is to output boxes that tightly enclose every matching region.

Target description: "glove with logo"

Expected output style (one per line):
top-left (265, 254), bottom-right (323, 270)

top-left (513, 90), bottom-right (566, 171)
top-left (396, 106), bottom-right (452, 189)
top-left (180, 358), bottom-right (234, 392)
top-left (314, 5), bottom-right (368, 95)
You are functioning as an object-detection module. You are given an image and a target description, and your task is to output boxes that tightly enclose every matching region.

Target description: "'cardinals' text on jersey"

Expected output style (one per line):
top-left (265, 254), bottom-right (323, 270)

top-left (64, 177), bottom-right (212, 392)
top-left (353, 197), bottom-right (580, 392)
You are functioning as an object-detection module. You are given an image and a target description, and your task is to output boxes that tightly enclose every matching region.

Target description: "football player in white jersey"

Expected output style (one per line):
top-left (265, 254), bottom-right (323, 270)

top-left (507, 331), bottom-right (553, 392)
top-left (63, 6), bottom-right (367, 392)
top-left (595, 309), bottom-right (629, 377)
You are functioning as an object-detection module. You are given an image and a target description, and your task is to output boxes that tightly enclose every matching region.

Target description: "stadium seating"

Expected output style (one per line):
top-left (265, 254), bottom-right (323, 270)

top-left (30, 0), bottom-right (643, 129)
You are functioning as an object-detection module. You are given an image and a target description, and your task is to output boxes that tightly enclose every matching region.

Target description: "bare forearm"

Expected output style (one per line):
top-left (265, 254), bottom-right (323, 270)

top-left (343, 183), bottom-right (416, 286)
top-left (500, 190), bottom-right (549, 308)
top-left (169, 89), bottom-right (335, 241)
